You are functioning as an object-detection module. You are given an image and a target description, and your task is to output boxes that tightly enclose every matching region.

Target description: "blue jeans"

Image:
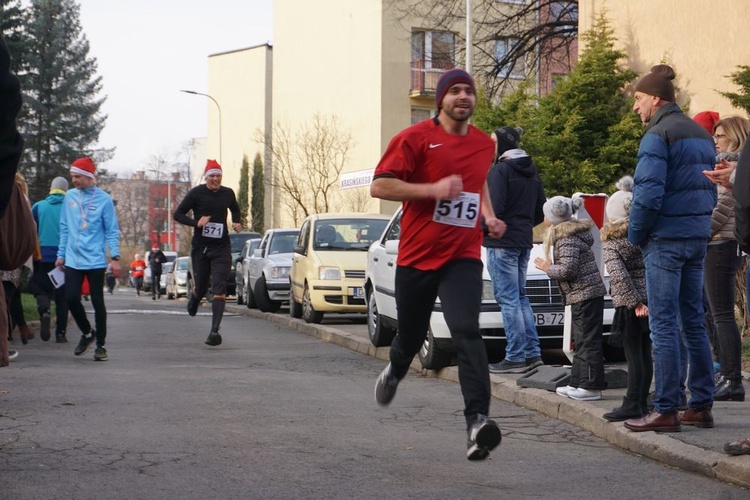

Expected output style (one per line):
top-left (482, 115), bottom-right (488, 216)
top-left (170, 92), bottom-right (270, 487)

top-left (642, 239), bottom-right (714, 413)
top-left (487, 247), bottom-right (541, 363)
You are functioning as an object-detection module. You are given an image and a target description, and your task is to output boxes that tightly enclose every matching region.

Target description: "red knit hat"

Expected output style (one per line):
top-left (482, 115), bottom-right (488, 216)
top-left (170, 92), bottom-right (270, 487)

top-left (692, 111), bottom-right (719, 135)
top-left (70, 157), bottom-right (96, 178)
top-left (204, 159), bottom-right (222, 178)
top-left (435, 68), bottom-right (475, 110)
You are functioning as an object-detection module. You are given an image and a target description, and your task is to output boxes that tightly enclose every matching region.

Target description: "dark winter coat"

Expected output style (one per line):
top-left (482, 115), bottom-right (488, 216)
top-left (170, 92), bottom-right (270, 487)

top-left (733, 140), bottom-right (750, 251)
top-left (601, 218), bottom-right (647, 310)
top-left (543, 219), bottom-right (606, 306)
top-left (483, 156), bottom-right (546, 249)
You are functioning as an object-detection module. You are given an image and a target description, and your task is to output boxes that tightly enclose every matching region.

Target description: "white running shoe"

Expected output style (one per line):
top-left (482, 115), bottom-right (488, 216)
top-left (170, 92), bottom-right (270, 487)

top-left (556, 385), bottom-right (574, 397)
top-left (568, 388), bottom-right (602, 401)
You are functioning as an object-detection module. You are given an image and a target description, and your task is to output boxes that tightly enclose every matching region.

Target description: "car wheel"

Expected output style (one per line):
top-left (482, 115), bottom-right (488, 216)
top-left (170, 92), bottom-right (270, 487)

top-left (289, 293), bottom-right (303, 318)
top-left (367, 287), bottom-right (396, 347)
top-left (236, 279), bottom-right (245, 305)
top-left (255, 275), bottom-right (282, 313)
top-left (418, 327), bottom-right (454, 370)
top-left (302, 283), bottom-right (323, 324)
top-left (187, 276), bottom-right (194, 298)
top-left (245, 280), bottom-right (257, 309)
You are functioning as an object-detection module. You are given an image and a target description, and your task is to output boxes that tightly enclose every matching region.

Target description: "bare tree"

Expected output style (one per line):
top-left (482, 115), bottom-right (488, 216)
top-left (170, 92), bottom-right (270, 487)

top-left (386, 0), bottom-right (578, 98)
top-left (342, 188), bottom-right (373, 213)
top-left (100, 175), bottom-right (149, 249)
top-left (257, 113), bottom-right (355, 225)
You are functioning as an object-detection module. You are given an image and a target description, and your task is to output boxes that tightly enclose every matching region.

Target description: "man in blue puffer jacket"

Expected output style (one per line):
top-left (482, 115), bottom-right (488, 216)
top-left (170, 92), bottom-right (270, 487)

top-left (624, 65), bottom-right (717, 434)
top-left (31, 176), bottom-right (69, 343)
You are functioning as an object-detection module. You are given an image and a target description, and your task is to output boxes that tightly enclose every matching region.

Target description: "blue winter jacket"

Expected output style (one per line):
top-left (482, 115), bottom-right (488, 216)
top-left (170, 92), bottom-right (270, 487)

top-left (628, 102), bottom-right (717, 247)
top-left (58, 186), bottom-right (120, 270)
top-left (32, 191), bottom-right (65, 263)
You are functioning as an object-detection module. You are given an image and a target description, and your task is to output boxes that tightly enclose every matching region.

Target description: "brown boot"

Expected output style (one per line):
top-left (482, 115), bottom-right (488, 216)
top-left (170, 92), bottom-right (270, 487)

top-left (680, 404), bottom-right (714, 428)
top-left (624, 411), bottom-right (681, 432)
top-left (19, 324), bottom-right (34, 345)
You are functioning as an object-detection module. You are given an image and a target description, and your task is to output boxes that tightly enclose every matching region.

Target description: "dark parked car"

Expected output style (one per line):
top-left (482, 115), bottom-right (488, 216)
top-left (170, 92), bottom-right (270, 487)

top-left (187, 231), bottom-right (261, 298)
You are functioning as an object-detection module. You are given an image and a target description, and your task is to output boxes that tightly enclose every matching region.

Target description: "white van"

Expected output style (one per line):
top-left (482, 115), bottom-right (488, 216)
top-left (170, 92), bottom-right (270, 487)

top-left (142, 250), bottom-right (178, 292)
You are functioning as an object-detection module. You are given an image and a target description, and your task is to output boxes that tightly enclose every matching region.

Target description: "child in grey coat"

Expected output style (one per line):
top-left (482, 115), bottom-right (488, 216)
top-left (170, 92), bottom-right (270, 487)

top-left (535, 195), bottom-right (607, 401)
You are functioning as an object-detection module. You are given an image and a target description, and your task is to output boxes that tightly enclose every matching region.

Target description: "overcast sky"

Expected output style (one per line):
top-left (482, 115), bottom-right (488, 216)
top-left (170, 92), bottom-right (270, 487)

top-left (76, 0), bottom-right (273, 175)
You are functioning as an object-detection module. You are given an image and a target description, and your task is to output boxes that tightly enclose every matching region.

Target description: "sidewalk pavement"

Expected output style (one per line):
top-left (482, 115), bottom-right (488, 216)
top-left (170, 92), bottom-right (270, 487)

top-left (229, 305), bottom-right (750, 489)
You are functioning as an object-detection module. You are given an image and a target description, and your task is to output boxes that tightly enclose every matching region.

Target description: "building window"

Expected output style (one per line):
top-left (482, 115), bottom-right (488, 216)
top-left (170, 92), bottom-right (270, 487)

top-left (550, 1), bottom-right (578, 35)
top-left (494, 38), bottom-right (525, 79)
top-left (411, 108), bottom-right (434, 125)
top-left (411, 30), bottom-right (455, 93)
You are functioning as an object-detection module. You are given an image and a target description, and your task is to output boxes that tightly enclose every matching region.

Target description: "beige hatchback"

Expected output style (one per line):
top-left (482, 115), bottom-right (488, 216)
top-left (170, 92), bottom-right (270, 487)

top-left (289, 212), bottom-right (390, 323)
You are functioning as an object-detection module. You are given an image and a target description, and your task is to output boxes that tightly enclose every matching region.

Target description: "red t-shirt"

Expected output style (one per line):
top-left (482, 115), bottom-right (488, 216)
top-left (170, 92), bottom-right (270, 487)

top-left (130, 259), bottom-right (146, 278)
top-left (374, 118), bottom-right (494, 271)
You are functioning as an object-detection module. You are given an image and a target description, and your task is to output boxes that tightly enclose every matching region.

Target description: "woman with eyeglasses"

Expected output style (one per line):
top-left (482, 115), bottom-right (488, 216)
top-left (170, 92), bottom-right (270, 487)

top-left (704, 115), bottom-right (750, 402)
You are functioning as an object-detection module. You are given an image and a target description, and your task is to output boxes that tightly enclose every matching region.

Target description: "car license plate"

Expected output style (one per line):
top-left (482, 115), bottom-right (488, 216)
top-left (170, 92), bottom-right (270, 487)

top-left (352, 287), bottom-right (364, 299)
top-left (535, 312), bottom-right (564, 326)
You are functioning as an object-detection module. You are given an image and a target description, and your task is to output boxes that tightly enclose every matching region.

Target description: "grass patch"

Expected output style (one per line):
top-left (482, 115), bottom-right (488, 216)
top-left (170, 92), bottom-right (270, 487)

top-left (20, 292), bottom-right (50, 322)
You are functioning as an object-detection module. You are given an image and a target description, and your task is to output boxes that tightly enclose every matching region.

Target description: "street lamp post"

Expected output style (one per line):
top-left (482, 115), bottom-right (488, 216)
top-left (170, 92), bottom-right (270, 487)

top-left (180, 89), bottom-right (223, 165)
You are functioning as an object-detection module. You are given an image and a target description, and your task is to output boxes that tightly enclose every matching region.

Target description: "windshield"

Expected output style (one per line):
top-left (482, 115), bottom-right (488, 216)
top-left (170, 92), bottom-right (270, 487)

top-left (269, 232), bottom-right (299, 254)
top-left (313, 218), bottom-right (388, 251)
top-left (175, 258), bottom-right (189, 271)
top-left (230, 233), bottom-right (260, 253)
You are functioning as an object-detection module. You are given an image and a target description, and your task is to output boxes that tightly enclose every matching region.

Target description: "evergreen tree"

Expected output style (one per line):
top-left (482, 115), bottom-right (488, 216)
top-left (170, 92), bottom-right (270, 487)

top-left (250, 152), bottom-right (264, 233)
top-left (0, 0), bottom-right (28, 74)
top-left (520, 12), bottom-right (641, 196)
top-left (720, 65), bottom-right (750, 115)
top-left (238, 154), bottom-right (249, 226)
top-left (20, 0), bottom-right (110, 201)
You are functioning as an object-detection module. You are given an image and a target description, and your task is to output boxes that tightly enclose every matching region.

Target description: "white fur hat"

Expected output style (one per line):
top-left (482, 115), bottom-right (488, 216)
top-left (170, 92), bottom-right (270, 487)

top-left (606, 176), bottom-right (634, 222)
top-left (543, 195), bottom-right (583, 225)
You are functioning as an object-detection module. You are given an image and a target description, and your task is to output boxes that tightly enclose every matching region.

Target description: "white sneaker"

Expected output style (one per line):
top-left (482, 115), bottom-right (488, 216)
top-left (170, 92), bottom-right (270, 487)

top-left (568, 388), bottom-right (602, 401)
top-left (8, 349), bottom-right (19, 361)
top-left (556, 385), bottom-right (574, 397)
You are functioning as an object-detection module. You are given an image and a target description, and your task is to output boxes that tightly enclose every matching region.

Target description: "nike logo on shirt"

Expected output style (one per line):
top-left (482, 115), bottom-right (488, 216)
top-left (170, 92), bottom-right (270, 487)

top-left (429, 143), bottom-right (443, 149)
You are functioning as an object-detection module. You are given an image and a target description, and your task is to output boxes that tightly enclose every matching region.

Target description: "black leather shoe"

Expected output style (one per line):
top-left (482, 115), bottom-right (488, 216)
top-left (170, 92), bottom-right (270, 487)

top-left (714, 378), bottom-right (745, 402)
top-left (603, 397), bottom-right (645, 422)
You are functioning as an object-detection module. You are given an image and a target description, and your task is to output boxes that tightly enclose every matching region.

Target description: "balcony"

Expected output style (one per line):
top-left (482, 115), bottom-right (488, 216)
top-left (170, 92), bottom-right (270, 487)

top-left (410, 60), bottom-right (454, 97)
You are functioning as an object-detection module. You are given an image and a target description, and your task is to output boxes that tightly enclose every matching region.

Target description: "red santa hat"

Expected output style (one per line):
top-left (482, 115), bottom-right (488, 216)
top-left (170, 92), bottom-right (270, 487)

top-left (70, 157), bottom-right (96, 178)
top-left (204, 159), bottom-right (222, 178)
top-left (152, 243), bottom-right (159, 251)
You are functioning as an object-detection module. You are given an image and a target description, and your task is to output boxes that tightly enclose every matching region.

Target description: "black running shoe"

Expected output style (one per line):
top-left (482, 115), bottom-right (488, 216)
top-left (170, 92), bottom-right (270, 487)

top-left (94, 346), bottom-right (108, 361)
top-left (40, 311), bottom-right (51, 341)
top-left (74, 332), bottom-right (96, 356)
top-left (466, 414), bottom-right (502, 461)
top-left (187, 294), bottom-right (199, 317)
top-left (374, 363), bottom-right (402, 406)
top-left (205, 329), bottom-right (222, 346)
top-left (56, 331), bottom-right (67, 343)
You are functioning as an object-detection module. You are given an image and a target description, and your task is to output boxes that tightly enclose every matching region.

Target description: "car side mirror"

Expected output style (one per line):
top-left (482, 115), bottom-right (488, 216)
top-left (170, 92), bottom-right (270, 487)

top-left (294, 244), bottom-right (305, 254)
top-left (384, 239), bottom-right (399, 255)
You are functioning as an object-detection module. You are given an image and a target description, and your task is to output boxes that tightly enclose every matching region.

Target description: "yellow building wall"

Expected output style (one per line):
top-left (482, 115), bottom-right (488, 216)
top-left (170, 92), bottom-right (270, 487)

top-left (580, 0), bottom-right (749, 119)
top-left (207, 45), bottom-right (272, 204)
top-left (271, 0), bottom-right (393, 226)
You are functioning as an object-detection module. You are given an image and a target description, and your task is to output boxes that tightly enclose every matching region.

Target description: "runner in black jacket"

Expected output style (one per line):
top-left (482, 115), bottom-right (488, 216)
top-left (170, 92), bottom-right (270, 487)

top-left (173, 160), bottom-right (242, 346)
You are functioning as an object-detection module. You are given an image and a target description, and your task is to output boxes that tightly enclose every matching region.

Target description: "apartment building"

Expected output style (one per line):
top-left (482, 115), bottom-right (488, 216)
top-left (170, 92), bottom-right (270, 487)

top-left (206, 0), bottom-right (570, 228)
